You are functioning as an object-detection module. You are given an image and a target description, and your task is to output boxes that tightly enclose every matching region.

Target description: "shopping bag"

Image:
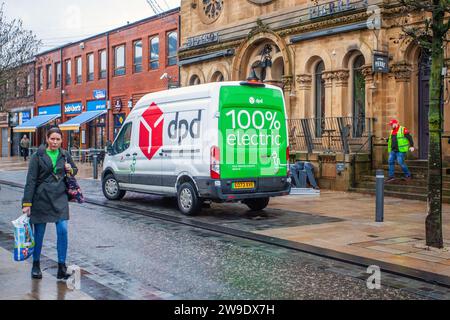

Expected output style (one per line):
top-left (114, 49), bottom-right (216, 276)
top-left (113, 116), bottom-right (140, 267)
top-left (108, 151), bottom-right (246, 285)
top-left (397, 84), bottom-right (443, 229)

top-left (11, 214), bottom-right (35, 261)
top-left (65, 174), bottom-right (85, 203)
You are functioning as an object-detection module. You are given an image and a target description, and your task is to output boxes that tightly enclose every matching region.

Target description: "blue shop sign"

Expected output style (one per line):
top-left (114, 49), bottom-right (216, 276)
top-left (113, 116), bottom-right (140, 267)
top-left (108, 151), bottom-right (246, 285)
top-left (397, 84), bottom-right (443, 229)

top-left (64, 102), bottom-right (83, 114)
top-left (93, 90), bottom-right (106, 100)
top-left (87, 100), bottom-right (106, 112)
top-left (21, 111), bottom-right (31, 122)
top-left (38, 105), bottom-right (61, 116)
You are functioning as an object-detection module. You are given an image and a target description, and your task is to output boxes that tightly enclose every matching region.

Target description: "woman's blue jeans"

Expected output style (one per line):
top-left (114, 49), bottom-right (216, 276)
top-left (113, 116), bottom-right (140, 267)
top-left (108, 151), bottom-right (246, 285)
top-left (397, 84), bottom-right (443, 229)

top-left (32, 220), bottom-right (68, 264)
top-left (388, 151), bottom-right (411, 178)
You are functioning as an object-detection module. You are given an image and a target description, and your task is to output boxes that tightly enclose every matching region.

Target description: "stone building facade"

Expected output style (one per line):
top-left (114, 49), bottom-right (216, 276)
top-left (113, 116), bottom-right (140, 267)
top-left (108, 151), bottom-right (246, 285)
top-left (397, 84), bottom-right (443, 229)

top-left (179, 0), bottom-right (450, 190)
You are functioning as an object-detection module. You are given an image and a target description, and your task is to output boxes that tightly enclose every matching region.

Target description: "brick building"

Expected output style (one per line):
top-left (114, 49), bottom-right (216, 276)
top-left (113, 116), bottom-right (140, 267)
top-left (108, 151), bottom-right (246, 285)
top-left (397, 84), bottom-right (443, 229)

top-left (14, 8), bottom-right (180, 151)
top-left (0, 61), bottom-right (35, 157)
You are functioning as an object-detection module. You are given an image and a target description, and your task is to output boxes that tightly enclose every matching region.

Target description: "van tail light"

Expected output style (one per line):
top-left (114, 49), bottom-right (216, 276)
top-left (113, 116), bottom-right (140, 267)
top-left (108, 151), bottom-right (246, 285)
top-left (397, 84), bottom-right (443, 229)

top-left (286, 146), bottom-right (290, 176)
top-left (210, 145), bottom-right (220, 179)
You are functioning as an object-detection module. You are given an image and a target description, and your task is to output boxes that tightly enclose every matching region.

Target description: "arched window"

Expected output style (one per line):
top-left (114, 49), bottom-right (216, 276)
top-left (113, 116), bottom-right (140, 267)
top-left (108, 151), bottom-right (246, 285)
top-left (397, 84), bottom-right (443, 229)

top-left (167, 31), bottom-right (178, 66)
top-left (315, 61), bottom-right (325, 137)
top-left (189, 75), bottom-right (201, 86)
top-left (211, 71), bottom-right (224, 82)
top-left (353, 55), bottom-right (365, 137)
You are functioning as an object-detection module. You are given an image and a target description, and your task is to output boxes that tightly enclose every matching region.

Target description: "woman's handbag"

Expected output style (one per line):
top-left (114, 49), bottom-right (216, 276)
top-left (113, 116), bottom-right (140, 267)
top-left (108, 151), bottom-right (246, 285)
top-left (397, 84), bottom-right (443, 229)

top-left (65, 173), bottom-right (85, 203)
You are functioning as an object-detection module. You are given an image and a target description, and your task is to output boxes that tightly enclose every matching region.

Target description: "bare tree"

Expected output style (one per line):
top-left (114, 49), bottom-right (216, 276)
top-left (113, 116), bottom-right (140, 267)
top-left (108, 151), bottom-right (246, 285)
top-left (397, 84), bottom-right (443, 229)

top-left (399, 0), bottom-right (450, 248)
top-left (0, 3), bottom-right (41, 110)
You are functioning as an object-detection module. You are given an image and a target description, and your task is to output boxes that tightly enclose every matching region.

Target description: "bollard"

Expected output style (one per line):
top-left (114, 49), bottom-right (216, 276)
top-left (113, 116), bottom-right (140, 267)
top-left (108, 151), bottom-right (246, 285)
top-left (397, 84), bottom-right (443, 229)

top-left (375, 169), bottom-right (384, 222)
top-left (93, 154), bottom-right (98, 180)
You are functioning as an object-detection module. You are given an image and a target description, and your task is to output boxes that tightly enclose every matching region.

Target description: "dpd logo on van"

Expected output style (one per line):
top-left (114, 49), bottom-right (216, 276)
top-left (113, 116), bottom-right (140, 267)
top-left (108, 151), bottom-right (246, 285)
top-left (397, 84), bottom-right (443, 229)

top-left (139, 103), bottom-right (164, 160)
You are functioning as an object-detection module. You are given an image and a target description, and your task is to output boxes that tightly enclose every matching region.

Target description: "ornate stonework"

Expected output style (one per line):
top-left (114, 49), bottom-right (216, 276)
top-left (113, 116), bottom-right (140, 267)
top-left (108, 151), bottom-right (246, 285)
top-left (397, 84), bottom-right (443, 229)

top-left (281, 75), bottom-right (293, 92)
top-left (198, 0), bottom-right (224, 24)
top-left (296, 74), bottom-right (312, 89)
top-left (361, 65), bottom-right (374, 82)
top-left (391, 61), bottom-right (412, 82)
top-left (322, 71), bottom-right (334, 87)
top-left (333, 70), bottom-right (350, 85)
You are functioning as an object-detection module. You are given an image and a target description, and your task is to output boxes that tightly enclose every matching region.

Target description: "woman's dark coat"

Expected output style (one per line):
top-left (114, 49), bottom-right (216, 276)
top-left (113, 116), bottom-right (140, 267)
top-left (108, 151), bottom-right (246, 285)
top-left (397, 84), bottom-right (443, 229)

top-left (22, 145), bottom-right (78, 224)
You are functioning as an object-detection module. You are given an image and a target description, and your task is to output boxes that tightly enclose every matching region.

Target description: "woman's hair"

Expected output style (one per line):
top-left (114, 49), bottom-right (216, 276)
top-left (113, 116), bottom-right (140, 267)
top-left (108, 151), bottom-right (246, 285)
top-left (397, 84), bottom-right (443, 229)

top-left (46, 127), bottom-right (63, 139)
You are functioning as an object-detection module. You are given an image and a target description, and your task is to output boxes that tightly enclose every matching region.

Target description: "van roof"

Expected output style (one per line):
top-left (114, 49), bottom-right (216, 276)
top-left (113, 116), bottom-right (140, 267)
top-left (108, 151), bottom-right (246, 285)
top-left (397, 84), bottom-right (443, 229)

top-left (132, 81), bottom-right (283, 112)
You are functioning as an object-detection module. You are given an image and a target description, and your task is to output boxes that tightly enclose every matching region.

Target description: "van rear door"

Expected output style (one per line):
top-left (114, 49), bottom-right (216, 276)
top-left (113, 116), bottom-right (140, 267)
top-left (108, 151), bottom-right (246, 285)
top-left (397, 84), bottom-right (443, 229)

top-left (218, 85), bottom-right (288, 180)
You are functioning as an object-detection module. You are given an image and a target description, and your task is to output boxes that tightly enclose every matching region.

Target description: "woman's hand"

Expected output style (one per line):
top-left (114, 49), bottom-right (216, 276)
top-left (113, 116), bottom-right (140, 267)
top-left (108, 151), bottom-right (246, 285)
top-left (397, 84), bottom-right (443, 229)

top-left (22, 206), bottom-right (31, 217)
top-left (65, 163), bottom-right (72, 173)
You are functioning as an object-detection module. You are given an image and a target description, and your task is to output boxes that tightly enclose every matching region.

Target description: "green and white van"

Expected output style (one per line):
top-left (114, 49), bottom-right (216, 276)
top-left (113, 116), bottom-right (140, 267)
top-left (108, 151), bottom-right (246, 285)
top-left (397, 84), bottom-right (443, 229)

top-left (102, 81), bottom-right (291, 215)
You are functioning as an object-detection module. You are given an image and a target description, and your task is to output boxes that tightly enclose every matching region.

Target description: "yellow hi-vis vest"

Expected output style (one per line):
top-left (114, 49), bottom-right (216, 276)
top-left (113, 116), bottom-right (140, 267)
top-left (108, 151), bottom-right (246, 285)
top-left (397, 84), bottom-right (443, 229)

top-left (388, 126), bottom-right (410, 153)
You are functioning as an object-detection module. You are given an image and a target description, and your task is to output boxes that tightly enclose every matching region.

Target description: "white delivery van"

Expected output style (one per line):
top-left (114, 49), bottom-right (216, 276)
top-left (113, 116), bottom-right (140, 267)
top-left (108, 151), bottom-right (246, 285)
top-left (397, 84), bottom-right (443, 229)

top-left (102, 81), bottom-right (291, 215)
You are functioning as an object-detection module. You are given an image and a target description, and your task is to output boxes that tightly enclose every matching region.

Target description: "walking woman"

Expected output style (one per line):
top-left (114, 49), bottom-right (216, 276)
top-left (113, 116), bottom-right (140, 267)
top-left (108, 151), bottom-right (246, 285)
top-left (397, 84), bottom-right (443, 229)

top-left (21, 127), bottom-right (78, 280)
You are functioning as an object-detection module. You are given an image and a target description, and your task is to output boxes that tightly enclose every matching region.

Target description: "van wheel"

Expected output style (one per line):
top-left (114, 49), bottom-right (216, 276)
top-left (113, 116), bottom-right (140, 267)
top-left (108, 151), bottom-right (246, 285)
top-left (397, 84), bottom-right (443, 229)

top-left (243, 197), bottom-right (270, 211)
top-left (102, 174), bottom-right (126, 200)
top-left (177, 182), bottom-right (202, 216)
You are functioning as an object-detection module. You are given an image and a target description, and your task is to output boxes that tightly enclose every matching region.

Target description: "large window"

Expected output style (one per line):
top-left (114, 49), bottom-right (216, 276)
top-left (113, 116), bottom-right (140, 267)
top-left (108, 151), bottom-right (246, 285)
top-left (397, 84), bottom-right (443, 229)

top-left (353, 55), bottom-right (366, 137)
top-left (114, 45), bottom-right (125, 76)
top-left (46, 64), bottom-right (52, 89)
top-left (55, 62), bottom-right (61, 88)
top-left (37, 67), bottom-right (43, 91)
top-left (65, 59), bottom-right (72, 85)
top-left (15, 78), bottom-right (20, 98)
top-left (87, 53), bottom-right (94, 81)
top-left (26, 73), bottom-right (32, 96)
top-left (99, 50), bottom-right (107, 79)
top-left (113, 122), bottom-right (132, 154)
top-left (314, 61), bottom-right (325, 137)
top-left (167, 31), bottom-right (177, 66)
top-left (76, 56), bottom-right (82, 84)
top-left (133, 40), bottom-right (142, 73)
top-left (149, 36), bottom-right (159, 69)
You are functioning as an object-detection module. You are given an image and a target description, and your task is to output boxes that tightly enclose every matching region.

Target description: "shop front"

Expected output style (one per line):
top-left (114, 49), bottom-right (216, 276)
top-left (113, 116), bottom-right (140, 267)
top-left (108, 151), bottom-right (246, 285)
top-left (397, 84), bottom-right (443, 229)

top-left (0, 112), bottom-right (9, 157)
top-left (13, 105), bottom-right (61, 148)
top-left (59, 100), bottom-right (107, 150)
top-left (9, 107), bottom-right (34, 156)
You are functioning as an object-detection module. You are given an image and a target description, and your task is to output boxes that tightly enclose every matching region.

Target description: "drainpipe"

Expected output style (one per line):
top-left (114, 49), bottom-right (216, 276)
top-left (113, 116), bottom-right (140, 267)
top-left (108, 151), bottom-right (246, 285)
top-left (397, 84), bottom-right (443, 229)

top-left (106, 32), bottom-right (110, 143)
top-left (178, 14), bottom-right (181, 87)
top-left (60, 47), bottom-right (65, 149)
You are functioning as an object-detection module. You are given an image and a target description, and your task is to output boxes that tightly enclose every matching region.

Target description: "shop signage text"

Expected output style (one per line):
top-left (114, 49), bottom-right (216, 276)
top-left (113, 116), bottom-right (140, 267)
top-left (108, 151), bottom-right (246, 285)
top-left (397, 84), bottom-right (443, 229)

top-left (87, 100), bottom-right (106, 112)
top-left (65, 102), bottom-right (83, 114)
top-left (38, 105), bottom-right (61, 116)
top-left (309, 0), bottom-right (367, 20)
top-left (93, 90), bottom-right (106, 100)
top-left (373, 53), bottom-right (389, 73)
top-left (186, 32), bottom-right (219, 49)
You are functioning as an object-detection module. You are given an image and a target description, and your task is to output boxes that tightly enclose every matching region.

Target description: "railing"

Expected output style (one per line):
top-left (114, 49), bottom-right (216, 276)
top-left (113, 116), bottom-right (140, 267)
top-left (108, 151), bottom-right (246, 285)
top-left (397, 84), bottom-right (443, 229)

top-left (288, 117), bottom-right (374, 154)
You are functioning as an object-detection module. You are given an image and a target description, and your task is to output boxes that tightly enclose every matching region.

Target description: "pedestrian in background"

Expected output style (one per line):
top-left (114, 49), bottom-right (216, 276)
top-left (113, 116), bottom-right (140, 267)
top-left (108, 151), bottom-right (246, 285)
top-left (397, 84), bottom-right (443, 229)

top-left (20, 135), bottom-right (30, 161)
top-left (386, 119), bottom-right (415, 183)
top-left (21, 127), bottom-right (78, 280)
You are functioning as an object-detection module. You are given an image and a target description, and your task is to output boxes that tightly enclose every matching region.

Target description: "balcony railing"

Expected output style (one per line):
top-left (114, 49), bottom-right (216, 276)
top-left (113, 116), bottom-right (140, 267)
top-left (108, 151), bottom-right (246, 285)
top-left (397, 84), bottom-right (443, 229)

top-left (288, 117), bottom-right (374, 154)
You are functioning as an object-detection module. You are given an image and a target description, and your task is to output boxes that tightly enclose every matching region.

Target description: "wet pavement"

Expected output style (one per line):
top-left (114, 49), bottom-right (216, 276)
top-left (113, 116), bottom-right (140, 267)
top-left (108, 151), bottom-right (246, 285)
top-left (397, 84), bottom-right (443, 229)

top-left (0, 179), bottom-right (446, 300)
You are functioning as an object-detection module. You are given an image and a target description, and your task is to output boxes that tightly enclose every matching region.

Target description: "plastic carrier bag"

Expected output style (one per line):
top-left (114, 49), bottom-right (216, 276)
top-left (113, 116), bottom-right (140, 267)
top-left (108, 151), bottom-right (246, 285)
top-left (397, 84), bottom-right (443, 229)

top-left (11, 214), bottom-right (35, 261)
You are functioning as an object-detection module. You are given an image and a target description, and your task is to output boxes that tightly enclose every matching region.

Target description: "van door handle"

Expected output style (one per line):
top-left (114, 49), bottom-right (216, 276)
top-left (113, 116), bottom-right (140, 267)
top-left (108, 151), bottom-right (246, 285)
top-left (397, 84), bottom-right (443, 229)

top-left (132, 153), bottom-right (137, 156)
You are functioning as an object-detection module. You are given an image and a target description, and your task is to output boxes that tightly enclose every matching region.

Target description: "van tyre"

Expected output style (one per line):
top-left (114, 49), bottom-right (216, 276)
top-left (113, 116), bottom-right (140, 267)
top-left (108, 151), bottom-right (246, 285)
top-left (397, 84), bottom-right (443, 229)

top-left (177, 182), bottom-right (203, 216)
top-left (243, 197), bottom-right (270, 211)
top-left (102, 174), bottom-right (126, 200)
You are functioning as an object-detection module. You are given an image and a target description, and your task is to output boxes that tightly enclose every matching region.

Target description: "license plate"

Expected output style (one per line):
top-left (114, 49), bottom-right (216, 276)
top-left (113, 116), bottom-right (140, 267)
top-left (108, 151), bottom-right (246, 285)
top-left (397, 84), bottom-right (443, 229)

top-left (233, 182), bottom-right (255, 189)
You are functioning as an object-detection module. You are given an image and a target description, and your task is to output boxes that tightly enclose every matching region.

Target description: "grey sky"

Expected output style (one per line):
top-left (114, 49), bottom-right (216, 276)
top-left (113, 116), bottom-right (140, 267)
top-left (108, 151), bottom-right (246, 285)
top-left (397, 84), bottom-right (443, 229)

top-left (2, 0), bottom-right (180, 52)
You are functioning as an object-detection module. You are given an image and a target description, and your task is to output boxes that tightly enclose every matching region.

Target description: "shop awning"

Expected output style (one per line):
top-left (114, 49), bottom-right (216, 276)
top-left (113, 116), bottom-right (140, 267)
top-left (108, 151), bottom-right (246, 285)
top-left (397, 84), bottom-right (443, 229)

top-left (13, 114), bottom-right (61, 132)
top-left (59, 110), bottom-right (107, 131)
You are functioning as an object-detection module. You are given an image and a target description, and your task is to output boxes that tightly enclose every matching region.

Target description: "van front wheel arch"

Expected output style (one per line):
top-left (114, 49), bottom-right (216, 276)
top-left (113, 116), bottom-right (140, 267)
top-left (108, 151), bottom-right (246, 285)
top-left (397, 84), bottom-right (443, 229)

top-left (177, 182), bottom-right (203, 216)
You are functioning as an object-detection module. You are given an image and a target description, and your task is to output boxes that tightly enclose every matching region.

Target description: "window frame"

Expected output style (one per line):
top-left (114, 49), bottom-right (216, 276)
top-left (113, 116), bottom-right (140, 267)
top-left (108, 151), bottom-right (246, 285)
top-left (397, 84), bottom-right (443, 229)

top-left (26, 73), bottom-right (32, 96)
top-left (114, 44), bottom-right (126, 76)
top-left (112, 121), bottom-right (132, 154)
top-left (87, 53), bottom-right (94, 82)
top-left (75, 56), bottom-right (82, 84)
top-left (46, 64), bottom-right (52, 89)
top-left (167, 31), bottom-right (178, 66)
top-left (149, 35), bottom-right (160, 70)
top-left (55, 62), bottom-right (61, 88)
top-left (133, 39), bottom-right (143, 73)
top-left (37, 67), bottom-right (43, 91)
top-left (65, 59), bottom-right (72, 85)
top-left (99, 49), bottom-right (107, 79)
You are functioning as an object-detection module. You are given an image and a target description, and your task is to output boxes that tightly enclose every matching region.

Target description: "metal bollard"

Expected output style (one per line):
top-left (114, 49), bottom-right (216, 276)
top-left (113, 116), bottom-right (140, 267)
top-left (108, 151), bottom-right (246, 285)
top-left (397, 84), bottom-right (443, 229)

top-left (93, 154), bottom-right (98, 180)
top-left (375, 169), bottom-right (384, 222)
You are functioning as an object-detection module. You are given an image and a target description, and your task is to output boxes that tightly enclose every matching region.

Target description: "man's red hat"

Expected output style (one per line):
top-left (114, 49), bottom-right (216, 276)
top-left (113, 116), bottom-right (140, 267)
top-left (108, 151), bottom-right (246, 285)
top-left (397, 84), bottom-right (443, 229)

top-left (389, 119), bottom-right (399, 125)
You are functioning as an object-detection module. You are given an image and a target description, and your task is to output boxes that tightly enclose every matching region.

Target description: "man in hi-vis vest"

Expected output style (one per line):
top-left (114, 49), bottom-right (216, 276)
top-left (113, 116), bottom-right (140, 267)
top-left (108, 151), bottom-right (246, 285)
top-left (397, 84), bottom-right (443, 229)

top-left (386, 119), bottom-right (415, 183)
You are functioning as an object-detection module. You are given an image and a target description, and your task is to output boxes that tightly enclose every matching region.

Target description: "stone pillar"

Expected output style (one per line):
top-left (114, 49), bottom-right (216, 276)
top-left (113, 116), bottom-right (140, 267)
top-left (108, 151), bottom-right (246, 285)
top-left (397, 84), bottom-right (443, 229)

top-left (295, 74), bottom-right (312, 118)
top-left (333, 70), bottom-right (350, 116)
top-left (322, 71), bottom-right (334, 117)
top-left (282, 75), bottom-right (293, 118)
top-left (390, 62), bottom-right (412, 128)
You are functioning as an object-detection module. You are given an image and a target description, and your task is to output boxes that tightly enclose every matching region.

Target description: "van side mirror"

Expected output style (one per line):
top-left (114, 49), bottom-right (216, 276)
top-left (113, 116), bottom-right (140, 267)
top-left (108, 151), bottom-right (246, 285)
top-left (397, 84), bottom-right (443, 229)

top-left (106, 144), bottom-right (114, 155)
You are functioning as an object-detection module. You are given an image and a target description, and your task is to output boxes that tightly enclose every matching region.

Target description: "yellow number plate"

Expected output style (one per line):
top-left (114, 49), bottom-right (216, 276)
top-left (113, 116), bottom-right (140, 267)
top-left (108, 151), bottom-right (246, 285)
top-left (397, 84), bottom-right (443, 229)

top-left (233, 182), bottom-right (255, 189)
